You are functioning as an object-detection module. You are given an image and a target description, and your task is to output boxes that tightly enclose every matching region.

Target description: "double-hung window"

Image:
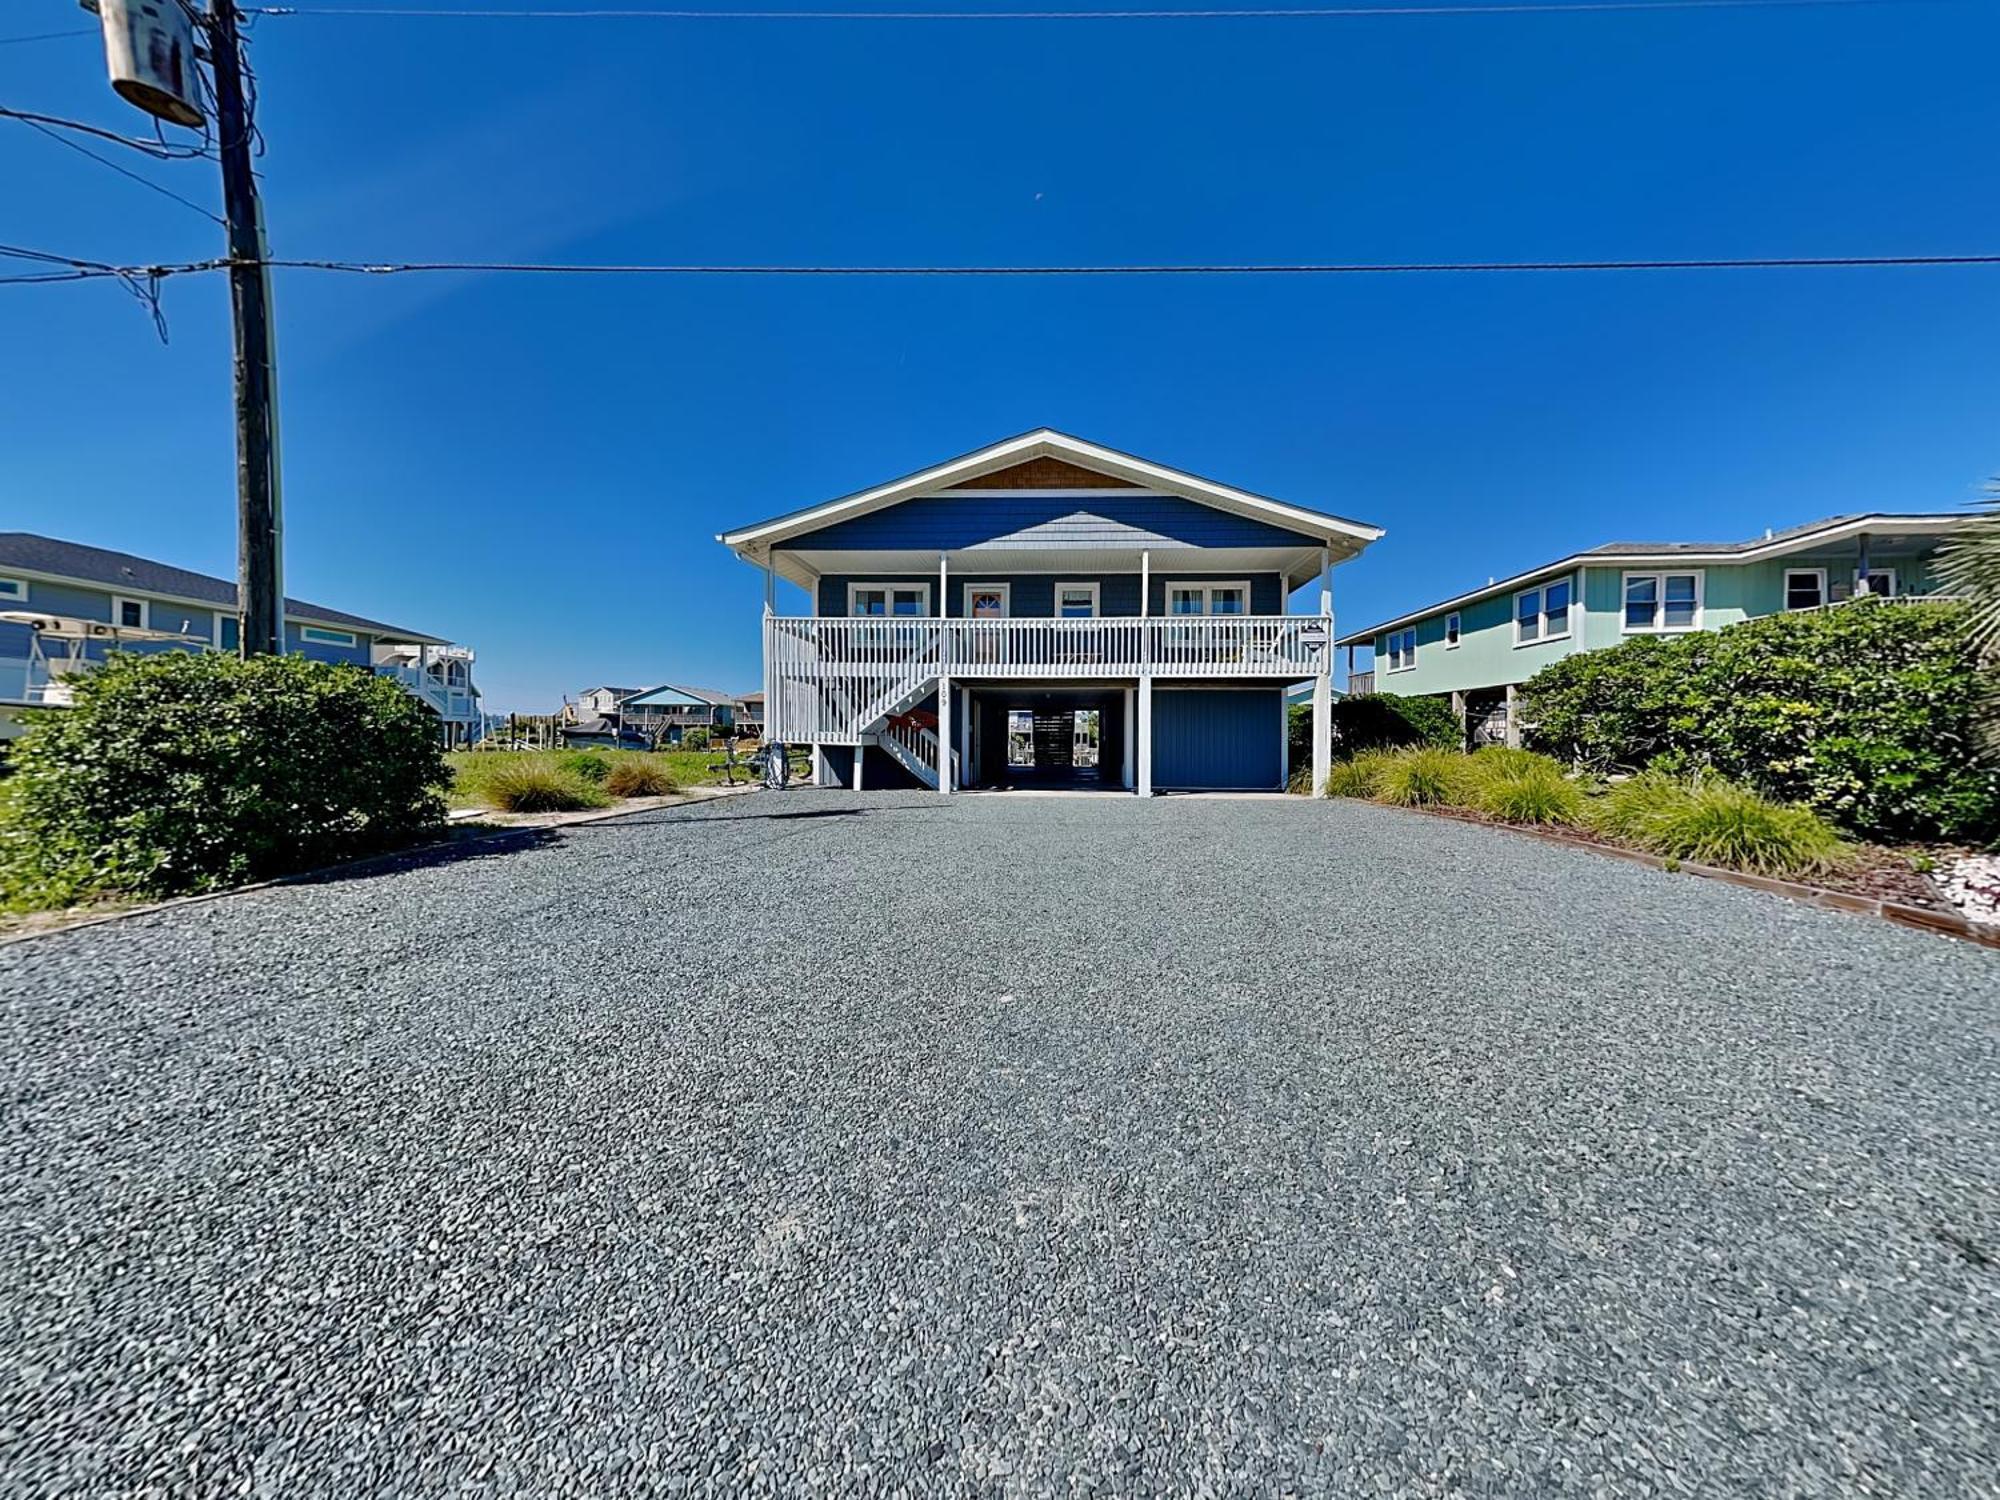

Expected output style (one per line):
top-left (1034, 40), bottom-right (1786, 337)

top-left (1054, 583), bottom-right (1099, 619)
top-left (1622, 571), bottom-right (1702, 633)
top-left (1514, 578), bottom-right (1574, 645)
top-left (113, 596), bottom-right (149, 630)
top-left (1166, 581), bottom-right (1249, 617)
top-left (1444, 611), bottom-right (1461, 649)
top-left (1384, 626), bottom-right (1417, 673)
top-left (1784, 569), bottom-right (1826, 611)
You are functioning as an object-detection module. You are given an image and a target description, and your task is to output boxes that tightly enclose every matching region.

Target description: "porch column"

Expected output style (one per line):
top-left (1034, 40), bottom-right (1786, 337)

top-left (1137, 676), bottom-right (1154, 797)
top-left (1140, 551), bottom-right (1151, 617)
top-left (937, 676), bottom-right (953, 796)
top-left (811, 745), bottom-right (826, 786)
top-left (1856, 531), bottom-right (1872, 596)
top-left (939, 552), bottom-right (948, 615)
top-left (1311, 546), bottom-right (1333, 798)
top-left (1122, 687), bottom-right (1136, 789)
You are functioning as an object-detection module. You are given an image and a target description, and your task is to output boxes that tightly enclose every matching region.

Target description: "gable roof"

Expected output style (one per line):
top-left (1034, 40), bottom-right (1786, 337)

top-left (1336, 512), bottom-right (1966, 645)
top-left (717, 429), bottom-right (1383, 557)
top-left (623, 683), bottom-right (741, 708)
top-left (0, 532), bottom-right (445, 643)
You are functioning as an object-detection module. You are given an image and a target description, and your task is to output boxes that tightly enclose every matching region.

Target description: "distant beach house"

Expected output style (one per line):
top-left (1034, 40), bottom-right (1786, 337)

top-left (0, 533), bottom-right (483, 744)
top-left (719, 429), bottom-right (1381, 794)
top-left (1334, 513), bottom-right (1966, 746)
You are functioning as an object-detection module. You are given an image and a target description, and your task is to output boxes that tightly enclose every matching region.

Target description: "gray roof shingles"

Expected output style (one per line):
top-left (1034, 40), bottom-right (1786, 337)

top-left (0, 533), bottom-right (440, 641)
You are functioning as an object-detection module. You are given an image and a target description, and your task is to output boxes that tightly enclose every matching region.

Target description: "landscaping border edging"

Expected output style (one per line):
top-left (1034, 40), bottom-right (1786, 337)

top-left (0, 784), bottom-right (760, 948)
top-left (1400, 803), bottom-right (2000, 951)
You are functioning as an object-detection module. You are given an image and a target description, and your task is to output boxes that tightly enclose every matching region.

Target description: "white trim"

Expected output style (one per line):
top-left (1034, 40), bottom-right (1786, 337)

top-left (1619, 569), bottom-right (1705, 634)
top-left (111, 595), bottom-right (149, 630)
top-left (961, 581), bottom-right (1012, 619)
top-left (1784, 567), bottom-right (1828, 611)
top-left (718, 429), bottom-right (1383, 552)
top-left (299, 624), bottom-right (359, 647)
top-left (1052, 580), bottom-right (1101, 618)
top-left (0, 577), bottom-right (25, 602)
top-left (1336, 512), bottom-right (1964, 646)
top-left (1512, 575), bottom-right (1576, 647)
top-left (1444, 610), bottom-right (1461, 649)
top-left (1162, 579), bottom-right (1252, 616)
top-left (846, 581), bottom-right (933, 617)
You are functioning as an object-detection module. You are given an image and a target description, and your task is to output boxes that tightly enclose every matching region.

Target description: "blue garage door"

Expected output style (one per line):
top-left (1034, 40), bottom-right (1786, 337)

top-left (1152, 688), bottom-right (1283, 790)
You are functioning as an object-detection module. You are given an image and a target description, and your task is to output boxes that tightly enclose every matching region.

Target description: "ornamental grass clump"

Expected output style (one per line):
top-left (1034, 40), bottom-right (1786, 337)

top-left (1592, 774), bottom-right (1845, 877)
top-left (1466, 750), bottom-right (1583, 826)
top-left (1323, 750), bottom-right (1392, 799)
top-left (1371, 747), bottom-right (1471, 807)
top-left (604, 757), bottom-right (677, 798)
top-left (467, 755), bottom-right (611, 813)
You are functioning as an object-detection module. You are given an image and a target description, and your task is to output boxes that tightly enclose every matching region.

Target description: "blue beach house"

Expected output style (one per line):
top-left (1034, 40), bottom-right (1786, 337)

top-left (720, 431), bottom-right (1382, 794)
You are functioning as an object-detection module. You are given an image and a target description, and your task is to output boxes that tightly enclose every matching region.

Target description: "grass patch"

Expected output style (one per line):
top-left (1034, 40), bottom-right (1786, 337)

top-left (468, 758), bottom-right (611, 813)
top-left (604, 758), bottom-right (678, 798)
top-left (556, 750), bottom-right (612, 784)
top-left (1590, 774), bottom-right (1847, 876)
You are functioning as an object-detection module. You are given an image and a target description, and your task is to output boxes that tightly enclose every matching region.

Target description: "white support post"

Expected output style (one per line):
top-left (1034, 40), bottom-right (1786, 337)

top-left (1140, 551), bottom-right (1151, 617)
top-left (939, 553), bottom-right (949, 616)
top-left (936, 676), bottom-right (952, 795)
top-left (812, 745), bottom-right (826, 785)
top-left (764, 555), bottom-right (776, 615)
top-left (1138, 676), bottom-right (1154, 798)
top-left (1312, 546), bottom-right (1333, 798)
top-left (855, 743), bottom-right (865, 791)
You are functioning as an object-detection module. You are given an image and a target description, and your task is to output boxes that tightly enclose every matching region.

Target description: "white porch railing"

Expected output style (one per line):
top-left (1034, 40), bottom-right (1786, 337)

top-left (765, 614), bottom-right (1328, 744)
top-left (375, 663), bottom-right (482, 724)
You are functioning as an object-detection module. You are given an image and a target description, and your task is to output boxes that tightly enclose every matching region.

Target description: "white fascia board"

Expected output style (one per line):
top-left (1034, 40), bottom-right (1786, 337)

top-left (717, 429), bottom-right (1384, 553)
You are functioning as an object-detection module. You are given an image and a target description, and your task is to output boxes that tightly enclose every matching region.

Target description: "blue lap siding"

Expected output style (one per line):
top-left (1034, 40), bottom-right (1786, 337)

top-left (816, 571), bottom-right (1286, 619)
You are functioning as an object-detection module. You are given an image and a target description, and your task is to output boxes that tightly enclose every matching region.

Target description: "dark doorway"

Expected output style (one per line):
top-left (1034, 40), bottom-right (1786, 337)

top-left (971, 688), bottom-right (1124, 789)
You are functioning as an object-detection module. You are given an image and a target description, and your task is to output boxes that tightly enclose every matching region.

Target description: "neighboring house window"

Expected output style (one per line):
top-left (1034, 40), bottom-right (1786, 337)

top-left (1515, 578), bottom-right (1573, 644)
top-left (1384, 626), bottom-right (1417, 673)
top-left (299, 626), bottom-right (358, 647)
top-left (113, 596), bottom-right (148, 629)
top-left (1166, 581), bottom-right (1250, 616)
top-left (1054, 582), bottom-right (1100, 619)
top-left (849, 583), bottom-right (930, 616)
top-left (0, 578), bottom-right (24, 602)
top-left (1445, 611), bottom-right (1461, 649)
top-left (1785, 569), bottom-right (1826, 611)
top-left (1007, 709), bottom-right (1035, 767)
top-left (1622, 571), bottom-right (1702, 632)
top-left (1856, 568), bottom-right (1897, 598)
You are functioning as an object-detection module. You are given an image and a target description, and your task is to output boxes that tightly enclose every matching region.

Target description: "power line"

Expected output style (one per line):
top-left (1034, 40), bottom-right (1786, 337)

top-left (14, 119), bottom-right (226, 225)
top-left (0, 28), bottom-right (99, 46)
top-left (0, 107), bottom-right (212, 160)
top-left (244, 0), bottom-right (1945, 20)
top-left (8, 250), bottom-right (2000, 283)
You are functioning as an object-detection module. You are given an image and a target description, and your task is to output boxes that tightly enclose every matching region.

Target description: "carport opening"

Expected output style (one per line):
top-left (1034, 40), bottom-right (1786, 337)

top-left (969, 687), bottom-right (1125, 790)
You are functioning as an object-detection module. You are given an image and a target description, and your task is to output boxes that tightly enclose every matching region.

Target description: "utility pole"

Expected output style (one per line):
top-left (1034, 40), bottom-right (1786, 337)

top-left (206, 0), bottom-right (284, 657)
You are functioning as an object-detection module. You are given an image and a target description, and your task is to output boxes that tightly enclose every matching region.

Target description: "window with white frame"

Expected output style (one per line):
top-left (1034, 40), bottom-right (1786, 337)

top-left (1445, 611), bottom-right (1461, 648)
top-left (1054, 582), bottom-right (1099, 619)
top-left (1784, 568), bottom-right (1826, 611)
top-left (112, 596), bottom-right (148, 630)
top-left (1165, 581), bottom-right (1249, 616)
top-left (1384, 626), bottom-right (1417, 672)
top-left (299, 625), bottom-right (358, 647)
top-left (0, 578), bottom-right (24, 602)
top-left (1515, 578), bottom-right (1573, 644)
top-left (1621, 571), bottom-right (1701, 632)
top-left (1855, 568), bottom-right (1897, 599)
top-left (848, 583), bottom-right (930, 617)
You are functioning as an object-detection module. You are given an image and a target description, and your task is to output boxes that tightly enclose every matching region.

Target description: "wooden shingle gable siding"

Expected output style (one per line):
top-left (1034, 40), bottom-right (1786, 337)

top-left (945, 457), bottom-right (1139, 490)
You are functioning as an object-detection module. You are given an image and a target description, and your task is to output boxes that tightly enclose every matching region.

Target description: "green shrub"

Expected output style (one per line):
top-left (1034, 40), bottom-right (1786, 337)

top-left (604, 758), bottom-right (677, 798)
top-left (1372, 747), bottom-right (1471, 807)
top-left (681, 727), bottom-right (712, 751)
top-left (474, 759), bottom-right (611, 813)
top-left (1466, 751), bottom-right (1583, 825)
top-left (1521, 599), bottom-right (1997, 842)
top-left (1591, 774), bottom-right (1845, 876)
top-left (1323, 750), bottom-right (1392, 798)
top-left (556, 750), bottom-right (611, 783)
top-left (1287, 701), bottom-right (1313, 770)
top-left (1327, 691), bottom-right (1461, 755)
top-left (0, 652), bottom-right (446, 906)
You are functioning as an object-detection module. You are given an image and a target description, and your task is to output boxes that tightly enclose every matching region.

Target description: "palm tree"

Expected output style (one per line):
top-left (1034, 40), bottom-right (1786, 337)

top-left (1936, 481), bottom-right (2000, 747)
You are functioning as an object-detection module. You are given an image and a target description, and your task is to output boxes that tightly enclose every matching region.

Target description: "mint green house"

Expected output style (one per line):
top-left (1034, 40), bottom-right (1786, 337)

top-left (1334, 513), bottom-right (1964, 746)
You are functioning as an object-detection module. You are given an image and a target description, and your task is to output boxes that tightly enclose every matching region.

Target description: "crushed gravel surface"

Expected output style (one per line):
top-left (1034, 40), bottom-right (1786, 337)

top-left (3, 790), bottom-right (1997, 1496)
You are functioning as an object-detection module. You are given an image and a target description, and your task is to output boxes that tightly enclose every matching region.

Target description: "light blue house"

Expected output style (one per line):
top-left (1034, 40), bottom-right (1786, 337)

top-left (1334, 512), bottom-right (1965, 745)
top-left (0, 533), bottom-right (483, 744)
top-left (720, 430), bottom-right (1381, 794)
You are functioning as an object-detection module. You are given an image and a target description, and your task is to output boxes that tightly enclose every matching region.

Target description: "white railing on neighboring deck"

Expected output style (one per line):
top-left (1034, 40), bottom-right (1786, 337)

top-left (375, 663), bottom-right (481, 724)
top-left (765, 614), bottom-right (1329, 743)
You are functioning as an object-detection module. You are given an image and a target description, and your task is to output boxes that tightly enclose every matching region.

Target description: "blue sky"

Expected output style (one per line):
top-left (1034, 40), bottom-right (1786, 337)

top-left (4, 1), bottom-right (1997, 711)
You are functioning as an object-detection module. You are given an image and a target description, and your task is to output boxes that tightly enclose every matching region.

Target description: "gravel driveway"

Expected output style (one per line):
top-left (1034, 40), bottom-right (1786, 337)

top-left (3, 790), bottom-right (1996, 1496)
